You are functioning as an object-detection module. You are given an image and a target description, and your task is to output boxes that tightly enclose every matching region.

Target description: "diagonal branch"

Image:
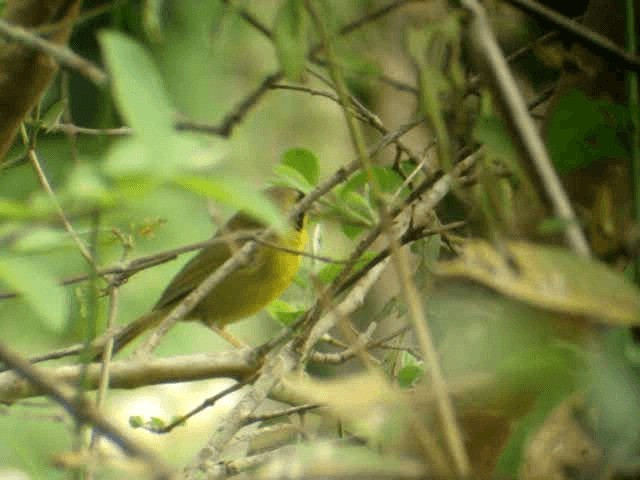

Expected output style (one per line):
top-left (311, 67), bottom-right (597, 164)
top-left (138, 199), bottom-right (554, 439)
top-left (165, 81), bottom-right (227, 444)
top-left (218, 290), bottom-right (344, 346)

top-left (463, 0), bottom-right (591, 257)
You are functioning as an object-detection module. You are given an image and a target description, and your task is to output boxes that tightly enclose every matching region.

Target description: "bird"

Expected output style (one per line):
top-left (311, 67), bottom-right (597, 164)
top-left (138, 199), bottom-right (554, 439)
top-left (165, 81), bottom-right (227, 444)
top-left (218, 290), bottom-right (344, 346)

top-left (99, 186), bottom-right (308, 357)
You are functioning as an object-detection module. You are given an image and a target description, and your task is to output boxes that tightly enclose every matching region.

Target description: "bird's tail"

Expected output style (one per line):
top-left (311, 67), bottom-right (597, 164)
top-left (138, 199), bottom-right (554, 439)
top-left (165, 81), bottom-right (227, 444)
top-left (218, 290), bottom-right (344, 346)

top-left (91, 310), bottom-right (164, 361)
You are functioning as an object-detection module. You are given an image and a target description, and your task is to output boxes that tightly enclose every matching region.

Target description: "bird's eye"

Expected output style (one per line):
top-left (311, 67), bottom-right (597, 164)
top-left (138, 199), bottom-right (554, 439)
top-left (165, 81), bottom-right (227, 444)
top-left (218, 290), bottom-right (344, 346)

top-left (294, 211), bottom-right (306, 231)
top-left (293, 190), bottom-right (305, 230)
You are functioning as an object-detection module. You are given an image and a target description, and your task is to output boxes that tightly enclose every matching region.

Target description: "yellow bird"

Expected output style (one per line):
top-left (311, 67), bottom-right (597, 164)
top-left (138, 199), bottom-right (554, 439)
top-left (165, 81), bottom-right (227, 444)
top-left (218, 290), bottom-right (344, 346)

top-left (105, 186), bottom-right (308, 355)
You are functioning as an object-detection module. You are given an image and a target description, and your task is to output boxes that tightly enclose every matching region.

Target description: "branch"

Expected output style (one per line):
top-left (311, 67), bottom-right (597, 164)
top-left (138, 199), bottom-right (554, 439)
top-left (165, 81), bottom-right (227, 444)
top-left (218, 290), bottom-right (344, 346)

top-left (0, 350), bottom-right (256, 403)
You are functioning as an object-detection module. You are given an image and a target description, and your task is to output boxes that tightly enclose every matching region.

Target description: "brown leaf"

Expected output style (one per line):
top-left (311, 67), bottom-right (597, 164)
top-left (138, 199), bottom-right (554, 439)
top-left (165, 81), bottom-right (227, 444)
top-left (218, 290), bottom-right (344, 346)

top-left (520, 395), bottom-right (603, 480)
top-left (435, 240), bottom-right (640, 327)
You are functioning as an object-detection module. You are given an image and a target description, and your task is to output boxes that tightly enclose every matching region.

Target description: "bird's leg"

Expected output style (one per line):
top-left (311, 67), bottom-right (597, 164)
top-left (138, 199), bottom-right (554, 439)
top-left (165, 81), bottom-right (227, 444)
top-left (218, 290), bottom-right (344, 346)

top-left (209, 324), bottom-right (247, 348)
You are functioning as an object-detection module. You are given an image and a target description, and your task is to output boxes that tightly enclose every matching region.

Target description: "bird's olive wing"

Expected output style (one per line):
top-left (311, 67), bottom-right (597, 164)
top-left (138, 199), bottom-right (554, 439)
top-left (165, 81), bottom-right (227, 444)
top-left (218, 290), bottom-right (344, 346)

top-left (152, 240), bottom-right (234, 310)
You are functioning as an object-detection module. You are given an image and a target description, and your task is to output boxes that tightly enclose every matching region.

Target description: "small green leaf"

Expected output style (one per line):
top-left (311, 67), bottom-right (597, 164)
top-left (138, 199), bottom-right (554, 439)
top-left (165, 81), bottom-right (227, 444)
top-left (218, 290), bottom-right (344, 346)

top-left (173, 176), bottom-right (286, 232)
top-left (281, 148), bottom-right (320, 185)
top-left (129, 415), bottom-right (144, 428)
top-left (266, 298), bottom-right (305, 326)
top-left (0, 256), bottom-right (66, 330)
top-left (273, 0), bottom-right (308, 81)
top-left (397, 365), bottom-right (424, 388)
top-left (341, 223), bottom-right (364, 239)
top-left (536, 216), bottom-right (576, 236)
top-left (343, 166), bottom-right (404, 194)
top-left (149, 417), bottom-right (166, 430)
top-left (338, 190), bottom-right (375, 223)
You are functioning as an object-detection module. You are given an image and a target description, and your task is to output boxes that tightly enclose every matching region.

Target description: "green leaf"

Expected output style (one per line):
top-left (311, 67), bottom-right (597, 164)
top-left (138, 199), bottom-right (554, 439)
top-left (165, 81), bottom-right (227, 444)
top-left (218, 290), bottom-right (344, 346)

top-left (102, 138), bottom-right (153, 177)
top-left (0, 199), bottom-right (33, 219)
top-left (98, 31), bottom-right (173, 139)
top-left (586, 345), bottom-right (640, 467)
top-left (341, 223), bottom-right (364, 239)
top-left (536, 216), bottom-right (576, 236)
top-left (12, 228), bottom-right (72, 254)
top-left (103, 132), bottom-right (211, 180)
top-left (149, 417), bottom-right (166, 430)
top-left (129, 415), bottom-right (144, 428)
top-left (473, 114), bottom-right (518, 160)
top-left (273, 0), bottom-right (308, 81)
top-left (546, 89), bottom-right (629, 173)
top-left (40, 99), bottom-right (65, 131)
top-left (173, 176), bottom-right (286, 232)
top-left (266, 298), bottom-right (305, 326)
top-left (281, 148), bottom-right (320, 185)
top-left (397, 365), bottom-right (424, 388)
top-left (66, 163), bottom-right (109, 203)
top-left (343, 166), bottom-right (404, 194)
top-left (273, 164), bottom-right (315, 193)
top-left (0, 256), bottom-right (66, 330)
top-left (337, 190), bottom-right (375, 224)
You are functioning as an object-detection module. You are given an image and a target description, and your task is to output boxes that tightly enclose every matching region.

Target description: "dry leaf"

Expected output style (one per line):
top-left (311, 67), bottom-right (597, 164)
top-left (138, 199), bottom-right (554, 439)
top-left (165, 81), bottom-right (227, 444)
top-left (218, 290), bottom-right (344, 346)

top-left (520, 395), bottom-right (603, 480)
top-left (435, 240), bottom-right (640, 326)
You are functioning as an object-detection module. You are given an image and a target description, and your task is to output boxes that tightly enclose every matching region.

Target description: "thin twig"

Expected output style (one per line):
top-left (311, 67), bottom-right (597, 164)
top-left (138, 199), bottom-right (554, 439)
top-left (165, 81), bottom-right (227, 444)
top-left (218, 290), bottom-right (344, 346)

top-left (47, 123), bottom-right (132, 136)
top-left (338, 0), bottom-right (424, 36)
top-left (197, 0), bottom-right (422, 139)
top-left (220, 0), bottom-right (272, 40)
top-left (309, 322), bottom-right (380, 365)
top-left (244, 403), bottom-right (321, 425)
top-left (0, 232), bottom-right (346, 303)
top-left (25, 135), bottom-right (94, 264)
top-left (88, 232), bottom-right (133, 476)
top-left (175, 72), bottom-right (283, 137)
top-left (145, 380), bottom-right (250, 434)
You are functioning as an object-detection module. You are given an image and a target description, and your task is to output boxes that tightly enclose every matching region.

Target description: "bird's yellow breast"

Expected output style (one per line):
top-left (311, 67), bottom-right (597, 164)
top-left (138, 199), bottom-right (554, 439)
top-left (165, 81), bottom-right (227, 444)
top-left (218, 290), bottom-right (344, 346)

top-left (192, 226), bottom-right (307, 326)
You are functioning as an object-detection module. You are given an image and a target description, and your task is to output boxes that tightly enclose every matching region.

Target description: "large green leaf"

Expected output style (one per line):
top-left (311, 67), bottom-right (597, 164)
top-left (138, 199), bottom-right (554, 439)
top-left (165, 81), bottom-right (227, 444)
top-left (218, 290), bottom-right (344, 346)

top-left (172, 176), bottom-right (286, 233)
top-left (0, 256), bottom-right (66, 330)
top-left (546, 89), bottom-right (629, 173)
top-left (273, 0), bottom-right (308, 81)
top-left (99, 31), bottom-right (173, 140)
